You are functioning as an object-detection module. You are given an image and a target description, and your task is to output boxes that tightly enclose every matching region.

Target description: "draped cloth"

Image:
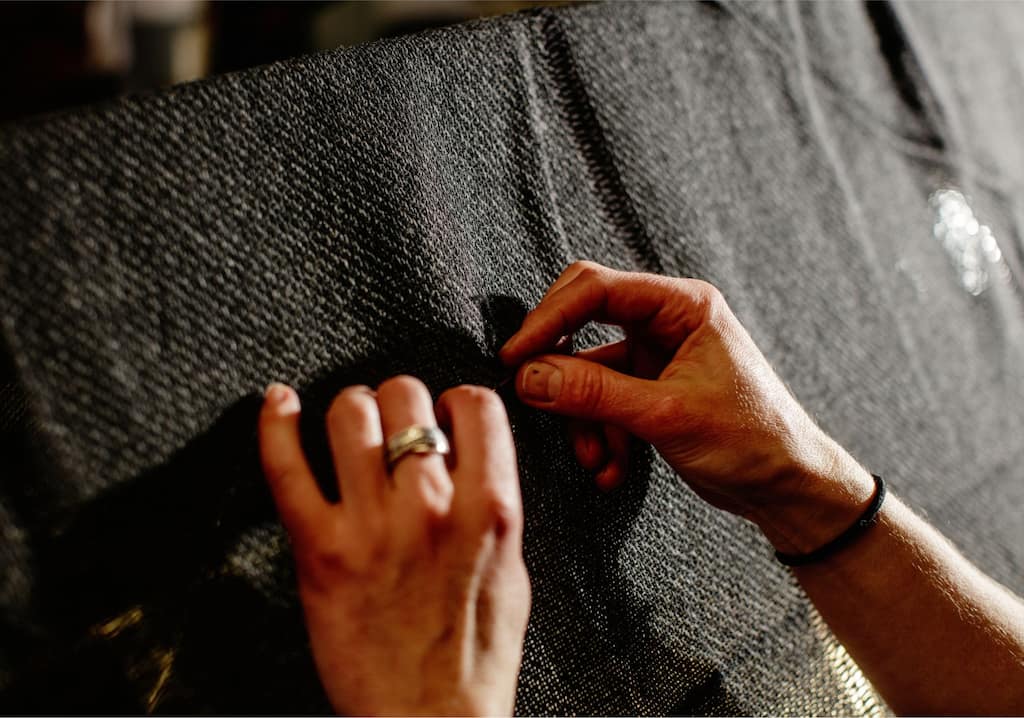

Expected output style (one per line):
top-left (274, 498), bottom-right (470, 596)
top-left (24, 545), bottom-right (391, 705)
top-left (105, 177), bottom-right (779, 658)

top-left (2, 2), bottom-right (1024, 713)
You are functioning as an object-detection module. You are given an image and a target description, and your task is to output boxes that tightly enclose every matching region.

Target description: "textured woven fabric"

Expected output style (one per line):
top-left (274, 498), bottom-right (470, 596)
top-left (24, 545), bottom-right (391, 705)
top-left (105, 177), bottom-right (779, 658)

top-left (2, 1), bottom-right (1024, 714)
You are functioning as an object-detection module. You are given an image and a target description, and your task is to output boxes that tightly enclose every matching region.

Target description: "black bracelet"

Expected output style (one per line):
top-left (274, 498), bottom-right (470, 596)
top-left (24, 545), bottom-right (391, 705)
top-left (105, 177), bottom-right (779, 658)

top-left (774, 473), bottom-right (887, 567)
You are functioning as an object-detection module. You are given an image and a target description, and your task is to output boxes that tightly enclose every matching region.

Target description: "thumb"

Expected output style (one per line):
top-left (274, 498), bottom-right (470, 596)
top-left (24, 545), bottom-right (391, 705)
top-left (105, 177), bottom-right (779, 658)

top-left (515, 354), bottom-right (662, 432)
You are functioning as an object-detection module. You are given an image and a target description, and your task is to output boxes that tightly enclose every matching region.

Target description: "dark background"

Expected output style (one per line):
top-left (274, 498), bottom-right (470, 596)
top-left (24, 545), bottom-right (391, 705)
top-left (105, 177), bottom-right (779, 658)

top-left (0, 1), bottom-right (569, 124)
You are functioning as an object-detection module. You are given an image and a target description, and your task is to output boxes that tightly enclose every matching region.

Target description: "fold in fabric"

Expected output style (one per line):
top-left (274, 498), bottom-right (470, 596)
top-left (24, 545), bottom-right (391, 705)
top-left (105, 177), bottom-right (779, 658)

top-left (1, 2), bottom-right (1023, 714)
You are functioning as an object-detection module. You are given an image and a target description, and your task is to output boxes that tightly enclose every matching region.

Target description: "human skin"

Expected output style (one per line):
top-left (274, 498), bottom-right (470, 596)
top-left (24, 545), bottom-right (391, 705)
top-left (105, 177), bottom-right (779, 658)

top-left (500, 261), bottom-right (1024, 715)
top-left (258, 379), bottom-right (530, 716)
top-left (260, 260), bottom-right (1024, 715)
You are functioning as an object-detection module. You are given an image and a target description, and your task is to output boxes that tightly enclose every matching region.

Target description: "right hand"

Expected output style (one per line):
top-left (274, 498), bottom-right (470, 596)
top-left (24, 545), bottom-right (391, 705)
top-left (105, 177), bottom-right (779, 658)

top-left (499, 261), bottom-right (875, 553)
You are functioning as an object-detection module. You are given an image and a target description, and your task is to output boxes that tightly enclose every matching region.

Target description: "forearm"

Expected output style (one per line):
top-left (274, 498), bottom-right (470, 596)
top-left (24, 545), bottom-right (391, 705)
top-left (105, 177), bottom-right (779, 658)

top-left (498, 262), bottom-right (1024, 712)
top-left (758, 444), bottom-right (1024, 715)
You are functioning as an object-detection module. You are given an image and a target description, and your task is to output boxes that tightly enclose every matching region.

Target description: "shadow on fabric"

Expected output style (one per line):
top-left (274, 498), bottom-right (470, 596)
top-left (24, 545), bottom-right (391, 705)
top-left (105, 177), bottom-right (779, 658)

top-left (1, 295), bottom-right (740, 714)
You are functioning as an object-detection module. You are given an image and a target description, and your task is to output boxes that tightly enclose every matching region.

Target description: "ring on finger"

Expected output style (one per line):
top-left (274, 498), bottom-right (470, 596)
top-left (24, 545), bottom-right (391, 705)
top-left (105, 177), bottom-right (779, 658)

top-left (385, 424), bottom-right (450, 473)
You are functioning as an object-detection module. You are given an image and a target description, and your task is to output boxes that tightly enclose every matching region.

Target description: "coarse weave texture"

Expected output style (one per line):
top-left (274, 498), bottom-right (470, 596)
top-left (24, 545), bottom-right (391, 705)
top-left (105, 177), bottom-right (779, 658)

top-left (2, 1), bottom-right (1024, 714)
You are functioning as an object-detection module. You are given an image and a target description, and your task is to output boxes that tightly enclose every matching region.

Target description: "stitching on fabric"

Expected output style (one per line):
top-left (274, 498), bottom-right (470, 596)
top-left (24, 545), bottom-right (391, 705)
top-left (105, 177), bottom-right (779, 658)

top-left (511, 20), bottom-right (576, 271)
top-left (535, 9), bottom-right (665, 276)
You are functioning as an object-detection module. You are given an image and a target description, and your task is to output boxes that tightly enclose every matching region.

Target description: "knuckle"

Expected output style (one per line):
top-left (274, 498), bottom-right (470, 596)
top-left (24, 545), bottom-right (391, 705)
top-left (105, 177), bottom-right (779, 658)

top-left (553, 305), bottom-right (574, 335)
top-left (298, 549), bottom-right (350, 591)
top-left (569, 259), bottom-right (602, 275)
top-left (299, 521), bottom-right (389, 581)
top-left (567, 259), bottom-right (589, 272)
top-left (575, 263), bottom-right (605, 286)
top-left (341, 383), bottom-right (375, 400)
top-left (421, 499), bottom-right (450, 524)
top-left (405, 464), bottom-right (455, 518)
top-left (293, 527), bottom-right (349, 582)
top-left (566, 365), bottom-right (605, 412)
top-left (310, 548), bottom-right (347, 577)
top-left (325, 387), bottom-right (366, 429)
top-left (486, 494), bottom-right (522, 538)
top-left (691, 279), bottom-right (725, 308)
top-left (451, 384), bottom-right (503, 414)
top-left (379, 374), bottom-right (427, 396)
top-left (327, 387), bottom-right (376, 432)
top-left (646, 394), bottom-right (686, 435)
top-left (461, 489), bottom-right (522, 539)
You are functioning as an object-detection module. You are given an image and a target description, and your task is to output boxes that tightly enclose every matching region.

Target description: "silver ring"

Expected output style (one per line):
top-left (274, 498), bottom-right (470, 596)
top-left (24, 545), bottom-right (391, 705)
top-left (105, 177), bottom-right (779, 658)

top-left (385, 425), bottom-right (451, 473)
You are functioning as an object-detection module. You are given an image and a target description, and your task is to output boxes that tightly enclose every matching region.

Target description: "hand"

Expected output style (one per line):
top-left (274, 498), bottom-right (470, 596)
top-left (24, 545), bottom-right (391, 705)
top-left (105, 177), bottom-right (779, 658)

top-left (258, 377), bottom-right (530, 716)
top-left (499, 261), bottom-right (875, 553)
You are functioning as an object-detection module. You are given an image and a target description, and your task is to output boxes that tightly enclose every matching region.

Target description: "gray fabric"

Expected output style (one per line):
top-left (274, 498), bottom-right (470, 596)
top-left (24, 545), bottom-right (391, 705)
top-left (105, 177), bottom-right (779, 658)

top-left (2, 1), bottom-right (1023, 713)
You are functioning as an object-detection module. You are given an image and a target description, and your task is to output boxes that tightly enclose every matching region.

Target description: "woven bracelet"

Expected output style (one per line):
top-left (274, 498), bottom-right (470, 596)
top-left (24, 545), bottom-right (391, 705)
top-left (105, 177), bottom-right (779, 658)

top-left (774, 474), bottom-right (887, 567)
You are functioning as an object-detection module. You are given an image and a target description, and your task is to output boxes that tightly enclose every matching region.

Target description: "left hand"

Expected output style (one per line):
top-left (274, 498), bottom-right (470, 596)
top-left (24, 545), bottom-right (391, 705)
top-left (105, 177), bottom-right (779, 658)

top-left (258, 377), bottom-right (530, 716)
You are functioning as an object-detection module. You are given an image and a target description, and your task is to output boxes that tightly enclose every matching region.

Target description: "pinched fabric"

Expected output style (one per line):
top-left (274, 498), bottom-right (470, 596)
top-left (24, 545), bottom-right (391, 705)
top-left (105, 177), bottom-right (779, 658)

top-left (2, 2), bottom-right (1024, 714)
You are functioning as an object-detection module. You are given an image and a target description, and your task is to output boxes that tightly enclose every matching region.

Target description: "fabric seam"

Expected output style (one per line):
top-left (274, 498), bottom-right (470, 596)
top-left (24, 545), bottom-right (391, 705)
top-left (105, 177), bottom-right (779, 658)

top-left (534, 9), bottom-right (665, 276)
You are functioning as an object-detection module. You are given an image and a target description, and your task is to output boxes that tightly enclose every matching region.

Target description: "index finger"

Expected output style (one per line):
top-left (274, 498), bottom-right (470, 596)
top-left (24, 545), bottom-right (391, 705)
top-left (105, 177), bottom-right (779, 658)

top-left (539, 260), bottom-right (596, 300)
top-left (259, 384), bottom-right (332, 546)
top-left (498, 263), bottom-right (715, 366)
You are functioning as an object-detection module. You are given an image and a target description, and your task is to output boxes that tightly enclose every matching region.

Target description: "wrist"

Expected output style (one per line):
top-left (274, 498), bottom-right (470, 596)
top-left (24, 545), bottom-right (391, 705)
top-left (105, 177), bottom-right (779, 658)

top-left (750, 432), bottom-right (877, 555)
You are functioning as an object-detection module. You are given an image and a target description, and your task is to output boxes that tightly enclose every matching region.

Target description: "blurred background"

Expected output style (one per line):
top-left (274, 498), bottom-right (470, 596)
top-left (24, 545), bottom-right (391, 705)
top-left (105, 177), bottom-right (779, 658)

top-left (0, 0), bottom-right (569, 123)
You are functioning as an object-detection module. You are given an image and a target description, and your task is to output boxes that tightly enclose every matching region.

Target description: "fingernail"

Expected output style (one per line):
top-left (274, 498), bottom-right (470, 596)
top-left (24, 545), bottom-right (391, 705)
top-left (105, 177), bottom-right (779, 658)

top-left (264, 383), bottom-right (301, 414)
top-left (521, 361), bottom-right (562, 402)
